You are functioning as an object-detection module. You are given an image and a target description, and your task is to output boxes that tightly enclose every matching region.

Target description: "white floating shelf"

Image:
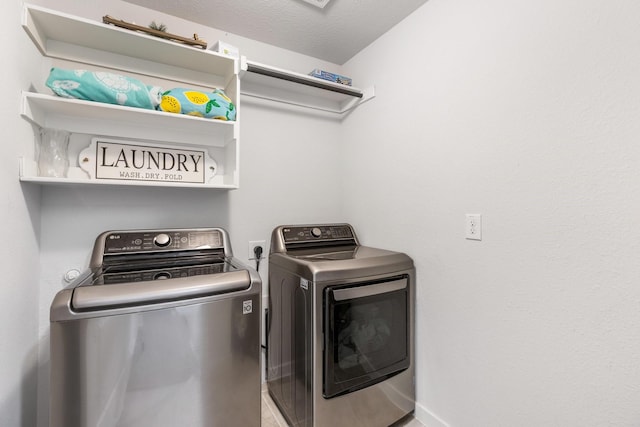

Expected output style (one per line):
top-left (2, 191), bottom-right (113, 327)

top-left (240, 57), bottom-right (374, 114)
top-left (19, 158), bottom-right (238, 189)
top-left (22, 3), bottom-right (237, 88)
top-left (21, 92), bottom-right (237, 148)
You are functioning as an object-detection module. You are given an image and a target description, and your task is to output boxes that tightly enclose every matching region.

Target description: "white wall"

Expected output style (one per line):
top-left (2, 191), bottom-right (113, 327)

top-left (0, 2), bottom-right (45, 426)
top-left (342, 0), bottom-right (640, 426)
top-left (9, 0), bottom-right (640, 426)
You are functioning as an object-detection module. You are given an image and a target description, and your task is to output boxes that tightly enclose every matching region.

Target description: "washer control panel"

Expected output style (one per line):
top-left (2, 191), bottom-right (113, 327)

top-left (103, 229), bottom-right (223, 254)
top-left (282, 225), bottom-right (354, 244)
top-left (101, 262), bottom-right (233, 284)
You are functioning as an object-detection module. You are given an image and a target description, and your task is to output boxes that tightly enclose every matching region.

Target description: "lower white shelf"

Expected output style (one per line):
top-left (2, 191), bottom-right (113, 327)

top-left (21, 92), bottom-right (238, 147)
top-left (19, 158), bottom-right (238, 189)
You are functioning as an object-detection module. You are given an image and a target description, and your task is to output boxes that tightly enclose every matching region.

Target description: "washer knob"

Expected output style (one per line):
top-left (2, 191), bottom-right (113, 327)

top-left (153, 272), bottom-right (171, 280)
top-left (154, 233), bottom-right (171, 247)
top-left (311, 227), bottom-right (322, 238)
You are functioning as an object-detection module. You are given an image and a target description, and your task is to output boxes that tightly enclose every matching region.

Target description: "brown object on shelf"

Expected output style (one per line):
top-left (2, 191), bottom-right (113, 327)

top-left (102, 15), bottom-right (207, 49)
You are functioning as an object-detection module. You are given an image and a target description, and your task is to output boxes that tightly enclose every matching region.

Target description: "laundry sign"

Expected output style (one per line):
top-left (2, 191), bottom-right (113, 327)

top-left (79, 138), bottom-right (217, 184)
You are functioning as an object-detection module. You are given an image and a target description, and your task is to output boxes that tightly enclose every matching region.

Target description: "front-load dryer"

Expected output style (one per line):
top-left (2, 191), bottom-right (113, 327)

top-left (267, 223), bottom-right (415, 427)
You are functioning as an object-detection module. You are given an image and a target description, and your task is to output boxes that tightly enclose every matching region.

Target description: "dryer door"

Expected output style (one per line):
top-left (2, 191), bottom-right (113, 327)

top-left (323, 276), bottom-right (410, 398)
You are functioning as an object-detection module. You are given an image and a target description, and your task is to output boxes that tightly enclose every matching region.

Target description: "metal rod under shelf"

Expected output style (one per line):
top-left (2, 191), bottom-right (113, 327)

top-left (245, 62), bottom-right (363, 98)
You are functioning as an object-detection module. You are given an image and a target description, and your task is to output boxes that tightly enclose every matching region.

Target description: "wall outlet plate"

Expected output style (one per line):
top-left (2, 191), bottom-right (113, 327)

top-left (249, 240), bottom-right (266, 259)
top-left (466, 214), bottom-right (482, 240)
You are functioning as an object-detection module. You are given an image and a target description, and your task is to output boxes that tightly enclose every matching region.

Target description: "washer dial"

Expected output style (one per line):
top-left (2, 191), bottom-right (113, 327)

top-left (154, 233), bottom-right (171, 247)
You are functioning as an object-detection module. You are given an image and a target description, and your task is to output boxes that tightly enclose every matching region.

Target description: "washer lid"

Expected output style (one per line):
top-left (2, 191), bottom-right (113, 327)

top-left (71, 269), bottom-right (251, 312)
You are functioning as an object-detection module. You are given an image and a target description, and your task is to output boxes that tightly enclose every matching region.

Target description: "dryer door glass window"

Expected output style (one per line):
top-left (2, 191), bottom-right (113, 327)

top-left (323, 276), bottom-right (409, 398)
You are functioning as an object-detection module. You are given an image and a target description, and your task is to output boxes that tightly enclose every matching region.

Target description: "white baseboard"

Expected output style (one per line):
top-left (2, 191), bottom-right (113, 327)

top-left (415, 401), bottom-right (449, 427)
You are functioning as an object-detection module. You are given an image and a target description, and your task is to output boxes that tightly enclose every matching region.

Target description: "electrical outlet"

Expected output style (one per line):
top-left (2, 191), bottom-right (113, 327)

top-left (465, 214), bottom-right (482, 240)
top-left (248, 240), bottom-right (266, 260)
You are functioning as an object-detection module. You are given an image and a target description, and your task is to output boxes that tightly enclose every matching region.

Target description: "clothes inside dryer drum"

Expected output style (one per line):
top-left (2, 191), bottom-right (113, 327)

top-left (337, 303), bottom-right (392, 370)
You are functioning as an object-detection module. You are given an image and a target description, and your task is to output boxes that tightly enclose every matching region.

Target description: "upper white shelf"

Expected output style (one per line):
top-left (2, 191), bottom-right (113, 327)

top-left (240, 57), bottom-right (374, 114)
top-left (22, 3), bottom-right (237, 89)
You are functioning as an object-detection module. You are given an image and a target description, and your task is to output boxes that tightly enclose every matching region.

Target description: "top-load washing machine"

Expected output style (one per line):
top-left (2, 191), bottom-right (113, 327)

top-left (267, 223), bottom-right (415, 427)
top-left (49, 227), bottom-right (261, 427)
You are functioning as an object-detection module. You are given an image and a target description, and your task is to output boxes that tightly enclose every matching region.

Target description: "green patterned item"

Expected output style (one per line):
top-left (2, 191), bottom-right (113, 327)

top-left (158, 88), bottom-right (236, 121)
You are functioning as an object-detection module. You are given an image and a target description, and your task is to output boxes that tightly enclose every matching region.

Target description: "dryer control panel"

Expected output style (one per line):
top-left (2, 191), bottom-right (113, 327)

top-left (282, 225), bottom-right (354, 244)
top-left (271, 224), bottom-right (359, 253)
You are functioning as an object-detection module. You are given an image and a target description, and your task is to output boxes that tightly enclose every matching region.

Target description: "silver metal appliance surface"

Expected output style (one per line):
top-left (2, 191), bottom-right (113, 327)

top-left (267, 223), bottom-right (415, 427)
top-left (50, 228), bottom-right (261, 427)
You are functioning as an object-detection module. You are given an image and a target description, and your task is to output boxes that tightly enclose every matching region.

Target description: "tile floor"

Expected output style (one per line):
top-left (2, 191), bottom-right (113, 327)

top-left (261, 388), bottom-right (289, 427)
top-left (261, 386), bottom-right (424, 427)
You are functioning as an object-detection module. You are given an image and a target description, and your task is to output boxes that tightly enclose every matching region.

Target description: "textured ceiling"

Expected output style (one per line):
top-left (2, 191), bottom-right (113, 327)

top-left (122, 0), bottom-right (427, 64)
